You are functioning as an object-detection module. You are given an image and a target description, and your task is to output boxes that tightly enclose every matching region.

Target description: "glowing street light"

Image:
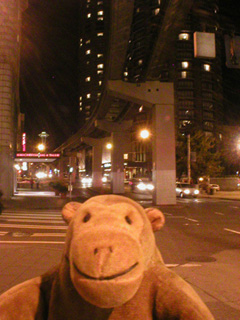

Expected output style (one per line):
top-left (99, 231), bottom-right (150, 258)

top-left (106, 143), bottom-right (112, 150)
top-left (37, 143), bottom-right (45, 151)
top-left (140, 129), bottom-right (150, 139)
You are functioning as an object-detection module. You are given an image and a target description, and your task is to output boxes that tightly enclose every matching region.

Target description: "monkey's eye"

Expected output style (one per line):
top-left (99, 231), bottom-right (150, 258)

top-left (83, 213), bottom-right (91, 223)
top-left (125, 215), bottom-right (132, 225)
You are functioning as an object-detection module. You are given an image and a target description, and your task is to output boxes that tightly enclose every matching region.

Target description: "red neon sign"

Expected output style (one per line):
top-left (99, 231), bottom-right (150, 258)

top-left (22, 133), bottom-right (26, 152)
top-left (16, 153), bottom-right (60, 158)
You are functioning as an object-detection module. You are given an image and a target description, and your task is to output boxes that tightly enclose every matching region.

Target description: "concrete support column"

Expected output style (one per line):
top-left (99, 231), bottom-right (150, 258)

top-left (95, 120), bottom-right (132, 194)
top-left (81, 137), bottom-right (103, 188)
top-left (107, 80), bottom-right (176, 204)
top-left (152, 104), bottom-right (176, 205)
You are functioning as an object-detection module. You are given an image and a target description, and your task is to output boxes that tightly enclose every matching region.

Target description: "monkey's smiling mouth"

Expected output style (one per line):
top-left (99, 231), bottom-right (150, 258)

top-left (73, 262), bottom-right (139, 281)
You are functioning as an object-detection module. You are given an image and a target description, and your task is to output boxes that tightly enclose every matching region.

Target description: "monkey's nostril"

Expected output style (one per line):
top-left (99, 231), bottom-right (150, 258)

top-left (94, 248), bottom-right (98, 255)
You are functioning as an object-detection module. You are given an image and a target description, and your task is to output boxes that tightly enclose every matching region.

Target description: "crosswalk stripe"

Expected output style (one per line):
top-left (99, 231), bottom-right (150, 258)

top-left (0, 223), bottom-right (67, 230)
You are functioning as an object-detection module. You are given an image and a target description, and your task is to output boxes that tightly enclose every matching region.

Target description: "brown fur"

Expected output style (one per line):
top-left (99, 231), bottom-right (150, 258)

top-left (0, 195), bottom-right (214, 319)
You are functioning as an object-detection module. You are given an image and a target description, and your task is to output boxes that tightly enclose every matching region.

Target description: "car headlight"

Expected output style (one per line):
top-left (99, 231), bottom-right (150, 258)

top-left (194, 190), bottom-right (199, 195)
top-left (146, 183), bottom-right (154, 191)
top-left (137, 182), bottom-right (146, 191)
top-left (184, 189), bottom-right (190, 195)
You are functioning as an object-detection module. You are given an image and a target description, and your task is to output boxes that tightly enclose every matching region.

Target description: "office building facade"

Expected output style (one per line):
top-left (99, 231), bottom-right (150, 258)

top-left (0, 0), bottom-right (28, 198)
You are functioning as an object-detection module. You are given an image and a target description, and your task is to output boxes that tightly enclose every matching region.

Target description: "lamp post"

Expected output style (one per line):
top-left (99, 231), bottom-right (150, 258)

top-left (187, 134), bottom-right (191, 184)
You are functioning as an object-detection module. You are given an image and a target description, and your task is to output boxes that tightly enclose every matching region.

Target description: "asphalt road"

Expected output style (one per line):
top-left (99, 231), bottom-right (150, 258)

top-left (156, 197), bottom-right (240, 320)
top-left (0, 196), bottom-right (239, 319)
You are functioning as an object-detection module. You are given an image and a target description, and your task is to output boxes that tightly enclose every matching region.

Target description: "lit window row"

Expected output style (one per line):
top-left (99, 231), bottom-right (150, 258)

top-left (181, 61), bottom-right (211, 72)
top-left (87, 10), bottom-right (104, 18)
top-left (179, 33), bottom-right (189, 41)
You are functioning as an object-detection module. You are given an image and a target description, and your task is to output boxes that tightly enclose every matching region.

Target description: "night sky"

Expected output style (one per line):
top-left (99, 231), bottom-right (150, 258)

top-left (20, 0), bottom-right (240, 151)
top-left (20, 0), bottom-right (79, 151)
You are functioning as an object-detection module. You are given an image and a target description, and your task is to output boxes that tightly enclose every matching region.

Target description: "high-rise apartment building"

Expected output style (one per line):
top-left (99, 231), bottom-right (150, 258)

top-left (172, 0), bottom-right (223, 135)
top-left (0, 0), bottom-right (28, 198)
top-left (78, 0), bottom-right (110, 126)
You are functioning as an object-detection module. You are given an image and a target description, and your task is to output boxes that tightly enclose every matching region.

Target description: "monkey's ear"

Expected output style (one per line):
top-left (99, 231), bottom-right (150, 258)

top-left (62, 202), bottom-right (82, 224)
top-left (144, 207), bottom-right (165, 232)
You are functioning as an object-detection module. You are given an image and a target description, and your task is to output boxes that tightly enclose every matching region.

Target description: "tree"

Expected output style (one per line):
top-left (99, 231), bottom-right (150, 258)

top-left (176, 130), bottom-right (223, 182)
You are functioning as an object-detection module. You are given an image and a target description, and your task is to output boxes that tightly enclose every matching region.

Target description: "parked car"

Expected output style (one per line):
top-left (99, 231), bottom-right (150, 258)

top-left (176, 182), bottom-right (200, 198)
top-left (209, 184), bottom-right (220, 191)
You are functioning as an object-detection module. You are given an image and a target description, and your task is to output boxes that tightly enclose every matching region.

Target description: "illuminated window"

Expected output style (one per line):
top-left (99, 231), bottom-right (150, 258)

top-left (97, 53), bottom-right (103, 58)
top-left (86, 49), bottom-right (91, 55)
top-left (99, 81), bottom-right (102, 86)
top-left (79, 96), bottom-right (82, 101)
top-left (87, 93), bottom-right (91, 99)
top-left (85, 77), bottom-right (91, 82)
top-left (97, 17), bottom-right (104, 21)
top-left (97, 1), bottom-right (103, 4)
top-left (154, 8), bottom-right (160, 15)
top-left (124, 71), bottom-right (128, 77)
top-left (97, 92), bottom-right (101, 97)
top-left (86, 39), bottom-right (91, 44)
top-left (97, 32), bottom-right (104, 36)
top-left (181, 71), bottom-right (187, 78)
top-left (80, 39), bottom-right (83, 47)
top-left (97, 70), bottom-right (103, 75)
top-left (181, 61), bottom-right (189, 69)
top-left (98, 10), bottom-right (104, 15)
top-left (178, 33), bottom-right (189, 40)
top-left (79, 107), bottom-right (83, 111)
top-left (138, 59), bottom-right (143, 65)
top-left (87, 13), bottom-right (91, 18)
top-left (86, 105), bottom-right (91, 110)
top-left (79, 102), bottom-right (82, 106)
top-left (97, 64), bottom-right (104, 69)
top-left (203, 64), bottom-right (211, 72)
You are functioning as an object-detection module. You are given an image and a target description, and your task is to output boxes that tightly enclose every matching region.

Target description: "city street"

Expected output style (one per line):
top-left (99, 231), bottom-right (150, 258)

top-left (0, 193), bottom-right (239, 319)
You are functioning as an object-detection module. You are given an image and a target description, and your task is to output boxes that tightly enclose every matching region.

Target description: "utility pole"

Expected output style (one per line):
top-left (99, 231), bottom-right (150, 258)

top-left (187, 134), bottom-right (191, 184)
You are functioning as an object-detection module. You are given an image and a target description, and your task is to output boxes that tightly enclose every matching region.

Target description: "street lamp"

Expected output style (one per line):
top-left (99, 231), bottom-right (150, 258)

top-left (37, 143), bottom-right (45, 151)
top-left (140, 129), bottom-right (150, 139)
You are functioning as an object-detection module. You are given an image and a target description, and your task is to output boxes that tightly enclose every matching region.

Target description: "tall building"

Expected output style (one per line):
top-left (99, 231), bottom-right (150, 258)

top-left (78, 0), bottom-right (110, 125)
top-left (172, 0), bottom-right (223, 136)
top-left (0, 0), bottom-right (28, 198)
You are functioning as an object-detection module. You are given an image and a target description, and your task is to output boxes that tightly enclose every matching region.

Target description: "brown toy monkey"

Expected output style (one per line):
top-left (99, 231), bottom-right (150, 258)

top-left (0, 195), bottom-right (214, 319)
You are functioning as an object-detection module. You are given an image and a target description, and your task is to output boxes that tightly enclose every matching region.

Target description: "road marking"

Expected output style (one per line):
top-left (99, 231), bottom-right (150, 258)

top-left (185, 218), bottom-right (199, 222)
top-left (3, 218), bottom-right (65, 224)
top-left (214, 212), bottom-right (224, 215)
top-left (224, 228), bottom-right (240, 235)
top-left (0, 223), bottom-right (67, 230)
top-left (31, 233), bottom-right (66, 237)
top-left (163, 212), bottom-right (172, 216)
top-left (165, 264), bottom-right (179, 268)
top-left (0, 240), bottom-right (65, 244)
top-left (0, 231), bottom-right (8, 236)
top-left (229, 206), bottom-right (239, 209)
top-left (181, 263), bottom-right (202, 267)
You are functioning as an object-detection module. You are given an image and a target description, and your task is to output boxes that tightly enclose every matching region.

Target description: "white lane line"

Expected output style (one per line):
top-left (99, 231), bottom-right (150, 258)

top-left (163, 212), bottom-right (173, 216)
top-left (224, 228), bottom-right (240, 235)
top-left (0, 231), bottom-right (8, 236)
top-left (165, 264), bottom-right (179, 268)
top-left (181, 263), bottom-right (202, 267)
top-left (31, 233), bottom-right (66, 237)
top-left (3, 218), bottom-right (65, 224)
top-left (0, 223), bottom-right (67, 230)
top-left (0, 240), bottom-right (65, 244)
top-left (167, 216), bottom-right (185, 219)
top-left (2, 214), bottom-right (61, 219)
top-left (214, 212), bottom-right (224, 215)
top-left (185, 218), bottom-right (199, 222)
